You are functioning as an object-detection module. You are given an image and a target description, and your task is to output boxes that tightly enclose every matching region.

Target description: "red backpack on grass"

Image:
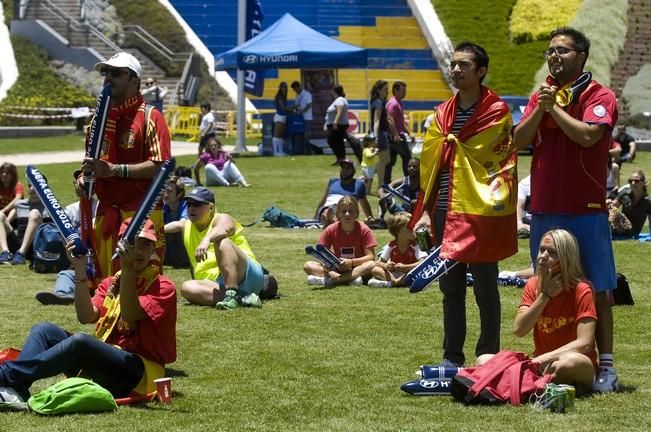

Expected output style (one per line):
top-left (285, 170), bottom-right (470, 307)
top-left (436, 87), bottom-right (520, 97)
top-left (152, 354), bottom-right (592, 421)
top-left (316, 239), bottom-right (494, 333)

top-left (451, 350), bottom-right (552, 406)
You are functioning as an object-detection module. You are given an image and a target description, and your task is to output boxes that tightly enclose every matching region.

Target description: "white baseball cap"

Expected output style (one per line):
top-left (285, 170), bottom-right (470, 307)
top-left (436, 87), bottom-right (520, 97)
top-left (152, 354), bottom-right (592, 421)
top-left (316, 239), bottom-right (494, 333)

top-left (94, 52), bottom-right (143, 78)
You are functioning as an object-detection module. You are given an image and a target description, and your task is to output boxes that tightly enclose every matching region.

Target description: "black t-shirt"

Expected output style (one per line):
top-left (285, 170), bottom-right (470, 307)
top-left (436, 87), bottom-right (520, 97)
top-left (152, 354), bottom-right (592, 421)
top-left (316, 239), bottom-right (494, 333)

top-left (614, 132), bottom-right (635, 154)
top-left (616, 186), bottom-right (651, 235)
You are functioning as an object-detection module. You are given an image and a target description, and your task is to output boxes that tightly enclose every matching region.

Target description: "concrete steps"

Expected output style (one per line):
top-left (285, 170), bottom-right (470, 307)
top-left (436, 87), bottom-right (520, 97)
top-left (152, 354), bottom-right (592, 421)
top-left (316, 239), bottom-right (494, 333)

top-left (20, 0), bottom-right (182, 106)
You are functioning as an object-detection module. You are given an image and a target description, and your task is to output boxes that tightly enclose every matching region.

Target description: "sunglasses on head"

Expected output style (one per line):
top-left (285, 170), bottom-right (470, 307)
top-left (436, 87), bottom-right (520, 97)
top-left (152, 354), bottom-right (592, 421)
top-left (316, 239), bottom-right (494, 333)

top-left (100, 68), bottom-right (130, 78)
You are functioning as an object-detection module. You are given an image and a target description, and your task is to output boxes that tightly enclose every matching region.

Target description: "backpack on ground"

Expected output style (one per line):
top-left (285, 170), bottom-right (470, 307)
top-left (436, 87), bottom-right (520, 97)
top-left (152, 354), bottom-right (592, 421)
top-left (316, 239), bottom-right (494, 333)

top-left (27, 377), bottom-right (117, 415)
top-left (451, 350), bottom-right (551, 406)
top-left (613, 272), bottom-right (634, 305)
top-left (262, 206), bottom-right (301, 228)
top-left (30, 222), bottom-right (70, 273)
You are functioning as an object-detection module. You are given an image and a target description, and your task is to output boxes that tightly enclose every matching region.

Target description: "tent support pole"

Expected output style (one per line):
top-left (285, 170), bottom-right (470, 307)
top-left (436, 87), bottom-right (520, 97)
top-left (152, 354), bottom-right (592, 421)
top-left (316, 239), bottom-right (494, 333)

top-left (235, 0), bottom-right (248, 153)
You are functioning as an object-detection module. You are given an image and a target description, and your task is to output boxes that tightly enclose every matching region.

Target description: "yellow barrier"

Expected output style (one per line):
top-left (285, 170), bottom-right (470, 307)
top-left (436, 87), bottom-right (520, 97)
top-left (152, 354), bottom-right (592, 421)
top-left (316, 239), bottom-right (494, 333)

top-left (165, 106), bottom-right (434, 140)
top-left (347, 110), bottom-right (434, 137)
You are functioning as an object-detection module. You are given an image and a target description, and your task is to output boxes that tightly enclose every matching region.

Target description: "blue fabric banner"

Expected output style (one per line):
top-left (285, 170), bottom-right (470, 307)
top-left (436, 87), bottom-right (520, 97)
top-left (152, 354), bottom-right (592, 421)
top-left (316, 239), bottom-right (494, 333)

top-left (245, 0), bottom-right (265, 96)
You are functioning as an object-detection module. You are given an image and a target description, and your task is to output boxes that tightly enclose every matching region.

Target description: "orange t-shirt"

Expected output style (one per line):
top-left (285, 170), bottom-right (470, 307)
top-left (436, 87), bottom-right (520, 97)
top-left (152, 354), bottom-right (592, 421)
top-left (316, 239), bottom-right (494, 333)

top-left (520, 277), bottom-right (598, 368)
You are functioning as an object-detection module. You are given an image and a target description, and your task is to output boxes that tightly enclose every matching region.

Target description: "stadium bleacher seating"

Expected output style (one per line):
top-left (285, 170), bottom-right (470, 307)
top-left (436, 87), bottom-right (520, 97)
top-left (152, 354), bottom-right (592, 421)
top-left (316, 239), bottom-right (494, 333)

top-left (170, 0), bottom-right (452, 110)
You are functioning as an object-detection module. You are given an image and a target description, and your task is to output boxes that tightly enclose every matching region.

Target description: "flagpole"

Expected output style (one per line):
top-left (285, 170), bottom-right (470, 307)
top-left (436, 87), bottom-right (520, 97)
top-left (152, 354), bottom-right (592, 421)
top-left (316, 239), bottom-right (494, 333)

top-left (235, 0), bottom-right (248, 153)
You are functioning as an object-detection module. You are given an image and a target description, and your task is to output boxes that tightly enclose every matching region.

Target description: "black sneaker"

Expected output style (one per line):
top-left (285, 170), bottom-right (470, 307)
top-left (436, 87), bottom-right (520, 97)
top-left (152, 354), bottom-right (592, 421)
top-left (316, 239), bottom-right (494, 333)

top-left (35, 291), bottom-right (74, 305)
top-left (0, 250), bottom-right (13, 264)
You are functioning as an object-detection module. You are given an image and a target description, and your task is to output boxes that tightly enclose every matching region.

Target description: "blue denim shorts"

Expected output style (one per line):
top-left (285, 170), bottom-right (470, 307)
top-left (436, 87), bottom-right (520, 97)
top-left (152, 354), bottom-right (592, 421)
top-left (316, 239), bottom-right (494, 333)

top-left (530, 213), bottom-right (617, 292)
top-left (216, 257), bottom-right (265, 296)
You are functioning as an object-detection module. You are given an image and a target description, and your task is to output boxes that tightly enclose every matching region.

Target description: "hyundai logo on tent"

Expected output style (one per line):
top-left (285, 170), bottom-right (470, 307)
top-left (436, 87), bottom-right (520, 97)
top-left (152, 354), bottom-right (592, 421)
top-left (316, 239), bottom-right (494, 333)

top-left (214, 14), bottom-right (367, 71)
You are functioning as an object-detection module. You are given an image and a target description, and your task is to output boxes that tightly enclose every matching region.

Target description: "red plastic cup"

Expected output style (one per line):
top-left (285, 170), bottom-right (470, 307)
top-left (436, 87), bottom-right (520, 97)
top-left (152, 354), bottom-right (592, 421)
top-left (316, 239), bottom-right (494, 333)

top-left (154, 377), bottom-right (172, 404)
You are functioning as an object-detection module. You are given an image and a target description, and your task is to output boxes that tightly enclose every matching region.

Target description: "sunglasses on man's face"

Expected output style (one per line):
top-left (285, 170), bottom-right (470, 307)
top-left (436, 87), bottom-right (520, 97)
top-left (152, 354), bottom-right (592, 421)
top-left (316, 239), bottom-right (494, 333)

top-left (100, 68), bottom-right (130, 78)
top-left (146, 82), bottom-right (154, 86)
top-left (628, 179), bottom-right (644, 184)
top-left (186, 200), bottom-right (206, 208)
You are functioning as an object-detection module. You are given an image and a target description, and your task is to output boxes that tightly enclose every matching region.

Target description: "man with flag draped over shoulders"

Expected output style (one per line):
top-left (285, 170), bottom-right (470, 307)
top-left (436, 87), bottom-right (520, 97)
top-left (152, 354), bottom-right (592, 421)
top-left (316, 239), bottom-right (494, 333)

top-left (79, 52), bottom-right (172, 279)
top-left (513, 27), bottom-right (619, 393)
top-left (412, 42), bottom-right (517, 368)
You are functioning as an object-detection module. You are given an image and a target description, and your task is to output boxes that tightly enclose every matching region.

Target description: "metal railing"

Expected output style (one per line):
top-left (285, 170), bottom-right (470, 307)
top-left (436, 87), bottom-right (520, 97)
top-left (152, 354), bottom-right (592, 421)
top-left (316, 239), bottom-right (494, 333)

top-left (35, 0), bottom-right (120, 51)
top-left (80, 0), bottom-right (191, 64)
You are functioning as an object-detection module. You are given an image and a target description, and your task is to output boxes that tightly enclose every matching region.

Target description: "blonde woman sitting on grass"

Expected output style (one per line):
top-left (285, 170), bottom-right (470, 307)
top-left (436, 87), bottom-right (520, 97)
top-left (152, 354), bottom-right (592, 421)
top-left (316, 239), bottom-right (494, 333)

top-left (477, 229), bottom-right (598, 395)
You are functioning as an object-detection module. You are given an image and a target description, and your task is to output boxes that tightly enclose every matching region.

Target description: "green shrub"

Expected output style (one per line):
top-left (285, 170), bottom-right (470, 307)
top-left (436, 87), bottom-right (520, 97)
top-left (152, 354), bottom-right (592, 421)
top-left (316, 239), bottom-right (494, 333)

top-left (1, 0), bottom-right (11, 25)
top-left (0, 36), bottom-right (95, 126)
top-left (531, 0), bottom-right (628, 90)
top-left (433, 0), bottom-right (548, 95)
top-left (510, 0), bottom-right (582, 43)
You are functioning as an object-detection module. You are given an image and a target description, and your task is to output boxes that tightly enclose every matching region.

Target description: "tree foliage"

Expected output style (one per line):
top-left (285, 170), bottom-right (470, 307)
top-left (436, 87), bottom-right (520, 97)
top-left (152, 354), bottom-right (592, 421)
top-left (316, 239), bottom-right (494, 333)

top-left (432, 0), bottom-right (548, 95)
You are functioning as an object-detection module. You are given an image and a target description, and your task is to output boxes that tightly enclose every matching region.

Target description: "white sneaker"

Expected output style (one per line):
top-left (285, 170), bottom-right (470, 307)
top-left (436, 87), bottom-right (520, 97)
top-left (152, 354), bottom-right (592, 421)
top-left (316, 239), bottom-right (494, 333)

top-left (0, 386), bottom-right (28, 412)
top-left (368, 278), bottom-right (392, 288)
top-left (307, 275), bottom-right (332, 286)
top-left (348, 277), bottom-right (364, 286)
top-left (592, 368), bottom-right (619, 393)
top-left (240, 293), bottom-right (263, 308)
top-left (498, 270), bottom-right (516, 279)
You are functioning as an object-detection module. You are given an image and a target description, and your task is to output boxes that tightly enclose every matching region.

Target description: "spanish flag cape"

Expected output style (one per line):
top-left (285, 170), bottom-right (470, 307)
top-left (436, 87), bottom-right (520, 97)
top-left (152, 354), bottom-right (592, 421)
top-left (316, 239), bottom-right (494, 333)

top-left (413, 86), bottom-right (517, 263)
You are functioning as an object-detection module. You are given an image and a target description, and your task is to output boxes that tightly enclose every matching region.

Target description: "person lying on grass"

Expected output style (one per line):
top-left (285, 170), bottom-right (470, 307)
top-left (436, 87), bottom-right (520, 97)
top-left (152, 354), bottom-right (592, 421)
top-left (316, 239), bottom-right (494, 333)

top-left (477, 229), bottom-right (597, 395)
top-left (304, 196), bottom-right (377, 287)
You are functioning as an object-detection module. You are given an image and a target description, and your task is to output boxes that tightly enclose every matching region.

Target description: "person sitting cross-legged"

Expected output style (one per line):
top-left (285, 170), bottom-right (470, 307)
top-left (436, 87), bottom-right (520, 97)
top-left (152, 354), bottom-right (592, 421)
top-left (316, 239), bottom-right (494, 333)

top-left (35, 169), bottom-right (99, 305)
top-left (368, 212), bottom-right (426, 288)
top-left (164, 187), bottom-right (275, 310)
top-left (304, 196), bottom-right (377, 287)
top-left (0, 176), bottom-right (52, 265)
top-left (0, 218), bottom-right (177, 408)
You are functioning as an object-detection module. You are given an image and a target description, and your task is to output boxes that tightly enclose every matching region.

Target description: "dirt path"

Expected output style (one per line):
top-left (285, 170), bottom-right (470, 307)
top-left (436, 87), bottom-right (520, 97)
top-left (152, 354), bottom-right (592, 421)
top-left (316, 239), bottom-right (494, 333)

top-left (2, 140), bottom-right (228, 166)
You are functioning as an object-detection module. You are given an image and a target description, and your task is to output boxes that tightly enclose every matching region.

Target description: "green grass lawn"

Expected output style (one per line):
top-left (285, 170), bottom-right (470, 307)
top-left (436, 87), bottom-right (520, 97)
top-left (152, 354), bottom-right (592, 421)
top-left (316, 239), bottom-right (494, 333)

top-left (1, 144), bottom-right (650, 431)
top-left (0, 134), bottom-right (86, 155)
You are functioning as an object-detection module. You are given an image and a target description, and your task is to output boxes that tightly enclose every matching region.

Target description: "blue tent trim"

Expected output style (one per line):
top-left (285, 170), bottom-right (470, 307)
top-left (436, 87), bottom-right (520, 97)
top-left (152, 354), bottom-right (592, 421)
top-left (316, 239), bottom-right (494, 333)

top-left (215, 13), bottom-right (367, 70)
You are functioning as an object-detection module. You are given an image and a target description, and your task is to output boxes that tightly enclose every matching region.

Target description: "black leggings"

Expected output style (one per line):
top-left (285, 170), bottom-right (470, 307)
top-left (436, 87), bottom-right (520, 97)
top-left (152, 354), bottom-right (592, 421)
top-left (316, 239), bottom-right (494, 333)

top-left (327, 124), bottom-right (349, 161)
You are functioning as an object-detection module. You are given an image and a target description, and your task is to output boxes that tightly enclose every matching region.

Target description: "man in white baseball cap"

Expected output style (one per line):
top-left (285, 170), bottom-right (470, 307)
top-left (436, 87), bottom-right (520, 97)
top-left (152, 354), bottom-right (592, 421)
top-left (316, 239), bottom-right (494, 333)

top-left (94, 51), bottom-right (143, 78)
top-left (80, 51), bottom-right (172, 279)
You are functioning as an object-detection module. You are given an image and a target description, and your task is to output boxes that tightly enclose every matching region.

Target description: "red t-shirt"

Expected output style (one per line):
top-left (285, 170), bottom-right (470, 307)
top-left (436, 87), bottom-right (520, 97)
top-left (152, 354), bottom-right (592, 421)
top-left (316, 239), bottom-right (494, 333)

top-left (520, 277), bottom-right (597, 368)
top-left (319, 221), bottom-right (377, 258)
top-left (0, 182), bottom-right (25, 212)
top-left (523, 80), bottom-right (618, 214)
top-left (379, 239), bottom-right (423, 264)
top-left (92, 274), bottom-right (177, 365)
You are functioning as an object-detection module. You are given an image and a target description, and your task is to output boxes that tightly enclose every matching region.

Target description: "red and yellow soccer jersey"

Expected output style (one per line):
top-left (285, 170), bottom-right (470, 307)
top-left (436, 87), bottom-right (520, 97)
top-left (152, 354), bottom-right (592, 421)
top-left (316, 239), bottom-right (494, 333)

top-left (88, 94), bottom-right (171, 207)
